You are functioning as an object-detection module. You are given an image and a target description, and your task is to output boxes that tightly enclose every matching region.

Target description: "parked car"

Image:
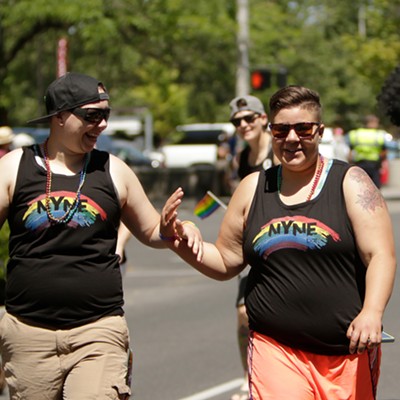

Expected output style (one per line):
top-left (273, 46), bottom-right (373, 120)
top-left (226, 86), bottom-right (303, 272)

top-left (109, 139), bottom-right (162, 168)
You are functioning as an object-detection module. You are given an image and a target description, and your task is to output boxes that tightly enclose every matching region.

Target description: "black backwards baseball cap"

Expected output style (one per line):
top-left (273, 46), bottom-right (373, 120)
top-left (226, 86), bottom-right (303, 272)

top-left (229, 95), bottom-right (266, 119)
top-left (28, 72), bottom-right (110, 124)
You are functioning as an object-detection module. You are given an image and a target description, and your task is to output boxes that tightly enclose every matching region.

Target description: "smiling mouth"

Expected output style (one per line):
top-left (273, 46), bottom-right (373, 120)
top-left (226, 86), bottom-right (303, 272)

top-left (284, 148), bottom-right (301, 153)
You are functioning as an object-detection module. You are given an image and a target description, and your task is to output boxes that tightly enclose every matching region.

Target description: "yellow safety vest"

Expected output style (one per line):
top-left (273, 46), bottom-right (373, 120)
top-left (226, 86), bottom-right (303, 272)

top-left (348, 128), bottom-right (386, 162)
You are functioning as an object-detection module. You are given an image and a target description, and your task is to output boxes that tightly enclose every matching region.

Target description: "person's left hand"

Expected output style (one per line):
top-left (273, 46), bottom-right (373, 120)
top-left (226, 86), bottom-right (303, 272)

top-left (346, 309), bottom-right (382, 354)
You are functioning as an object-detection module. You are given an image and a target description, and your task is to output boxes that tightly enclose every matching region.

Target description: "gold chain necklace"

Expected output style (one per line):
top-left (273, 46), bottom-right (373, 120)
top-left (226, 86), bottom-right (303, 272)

top-left (43, 140), bottom-right (89, 224)
top-left (277, 154), bottom-right (325, 201)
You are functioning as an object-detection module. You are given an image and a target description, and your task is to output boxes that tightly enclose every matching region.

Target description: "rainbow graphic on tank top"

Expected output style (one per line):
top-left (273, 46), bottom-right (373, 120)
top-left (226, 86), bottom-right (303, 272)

top-left (23, 191), bottom-right (107, 230)
top-left (253, 216), bottom-right (340, 259)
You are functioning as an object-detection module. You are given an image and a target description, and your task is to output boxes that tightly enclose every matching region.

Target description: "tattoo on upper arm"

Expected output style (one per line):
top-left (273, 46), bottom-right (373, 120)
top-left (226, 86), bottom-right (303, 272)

top-left (348, 168), bottom-right (385, 212)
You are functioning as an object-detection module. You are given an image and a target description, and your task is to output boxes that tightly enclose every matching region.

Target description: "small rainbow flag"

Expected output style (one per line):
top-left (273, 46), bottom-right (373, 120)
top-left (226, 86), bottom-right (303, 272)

top-left (194, 191), bottom-right (227, 219)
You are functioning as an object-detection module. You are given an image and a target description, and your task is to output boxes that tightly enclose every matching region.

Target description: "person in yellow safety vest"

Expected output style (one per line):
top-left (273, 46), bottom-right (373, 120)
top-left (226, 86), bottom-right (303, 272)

top-left (347, 115), bottom-right (388, 188)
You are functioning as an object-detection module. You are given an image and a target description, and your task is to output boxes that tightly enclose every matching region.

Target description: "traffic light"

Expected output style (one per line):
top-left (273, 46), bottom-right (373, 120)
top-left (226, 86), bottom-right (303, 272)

top-left (251, 69), bottom-right (271, 91)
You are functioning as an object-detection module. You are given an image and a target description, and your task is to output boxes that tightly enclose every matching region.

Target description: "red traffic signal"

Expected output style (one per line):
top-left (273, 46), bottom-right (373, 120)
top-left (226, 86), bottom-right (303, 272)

top-left (251, 69), bottom-right (271, 91)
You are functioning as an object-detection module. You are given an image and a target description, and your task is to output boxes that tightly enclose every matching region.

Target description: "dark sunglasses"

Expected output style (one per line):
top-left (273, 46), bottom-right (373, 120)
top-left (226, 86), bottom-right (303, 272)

top-left (269, 122), bottom-right (320, 139)
top-left (230, 113), bottom-right (260, 128)
top-left (71, 107), bottom-right (111, 123)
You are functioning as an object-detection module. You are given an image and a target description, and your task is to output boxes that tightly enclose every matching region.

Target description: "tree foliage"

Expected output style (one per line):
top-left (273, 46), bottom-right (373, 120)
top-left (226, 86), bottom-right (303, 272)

top-left (1, 0), bottom-right (400, 135)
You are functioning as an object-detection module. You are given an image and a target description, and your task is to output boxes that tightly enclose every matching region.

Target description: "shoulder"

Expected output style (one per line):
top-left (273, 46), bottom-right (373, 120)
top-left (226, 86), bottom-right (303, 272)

top-left (0, 148), bottom-right (24, 204)
top-left (0, 147), bottom-right (24, 169)
top-left (235, 171), bottom-right (261, 200)
top-left (342, 165), bottom-right (385, 210)
top-left (228, 171), bottom-right (260, 221)
top-left (108, 152), bottom-right (142, 205)
top-left (108, 152), bottom-right (133, 174)
top-left (343, 164), bottom-right (372, 186)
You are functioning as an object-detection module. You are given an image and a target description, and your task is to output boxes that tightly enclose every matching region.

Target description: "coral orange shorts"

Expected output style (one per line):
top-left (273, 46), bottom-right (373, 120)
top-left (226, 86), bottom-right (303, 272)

top-left (248, 331), bottom-right (380, 400)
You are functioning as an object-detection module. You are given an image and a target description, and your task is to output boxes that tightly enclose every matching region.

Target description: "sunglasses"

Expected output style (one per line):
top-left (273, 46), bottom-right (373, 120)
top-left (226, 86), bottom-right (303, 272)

top-left (231, 113), bottom-right (260, 128)
top-left (71, 107), bottom-right (111, 123)
top-left (269, 122), bottom-right (320, 139)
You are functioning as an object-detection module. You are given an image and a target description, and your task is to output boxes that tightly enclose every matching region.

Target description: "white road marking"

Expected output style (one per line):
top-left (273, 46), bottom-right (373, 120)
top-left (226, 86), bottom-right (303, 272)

top-left (178, 378), bottom-right (244, 400)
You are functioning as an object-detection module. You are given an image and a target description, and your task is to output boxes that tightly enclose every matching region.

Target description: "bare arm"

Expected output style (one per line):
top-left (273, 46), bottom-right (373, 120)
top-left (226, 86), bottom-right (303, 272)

top-left (109, 154), bottom-right (170, 248)
top-left (344, 167), bottom-right (396, 354)
top-left (109, 155), bottom-right (202, 255)
top-left (160, 173), bottom-right (259, 280)
top-left (115, 223), bottom-right (131, 262)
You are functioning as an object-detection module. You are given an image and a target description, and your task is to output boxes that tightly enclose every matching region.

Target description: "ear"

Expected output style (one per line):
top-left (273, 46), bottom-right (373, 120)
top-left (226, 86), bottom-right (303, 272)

top-left (56, 112), bottom-right (67, 126)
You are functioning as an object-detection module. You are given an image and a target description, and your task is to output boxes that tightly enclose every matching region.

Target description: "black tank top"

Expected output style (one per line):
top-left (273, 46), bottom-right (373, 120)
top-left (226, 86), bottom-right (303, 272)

top-left (238, 144), bottom-right (274, 179)
top-left (6, 146), bottom-right (124, 328)
top-left (244, 160), bottom-right (365, 355)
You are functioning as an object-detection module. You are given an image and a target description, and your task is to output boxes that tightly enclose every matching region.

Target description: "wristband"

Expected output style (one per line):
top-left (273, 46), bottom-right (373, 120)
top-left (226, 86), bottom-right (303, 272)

top-left (181, 220), bottom-right (197, 228)
top-left (159, 232), bottom-right (179, 241)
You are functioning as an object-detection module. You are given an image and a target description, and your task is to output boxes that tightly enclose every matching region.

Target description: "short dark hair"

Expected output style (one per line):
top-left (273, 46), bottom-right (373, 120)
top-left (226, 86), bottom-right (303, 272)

top-left (269, 85), bottom-right (322, 121)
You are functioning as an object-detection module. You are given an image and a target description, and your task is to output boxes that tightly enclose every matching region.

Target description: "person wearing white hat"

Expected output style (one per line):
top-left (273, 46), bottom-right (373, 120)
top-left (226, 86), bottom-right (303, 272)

top-left (12, 132), bottom-right (35, 149)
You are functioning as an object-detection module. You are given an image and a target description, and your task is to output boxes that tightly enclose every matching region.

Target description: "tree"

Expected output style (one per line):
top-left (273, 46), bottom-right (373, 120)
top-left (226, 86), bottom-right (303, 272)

top-left (1, 0), bottom-right (400, 135)
top-left (0, 0), bottom-right (237, 138)
top-left (248, 0), bottom-right (400, 130)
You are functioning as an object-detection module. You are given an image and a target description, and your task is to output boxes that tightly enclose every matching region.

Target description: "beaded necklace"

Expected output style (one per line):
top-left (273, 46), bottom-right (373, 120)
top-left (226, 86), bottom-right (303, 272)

top-left (43, 139), bottom-right (89, 224)
top-left (277, 154), bottom-right (325, 202)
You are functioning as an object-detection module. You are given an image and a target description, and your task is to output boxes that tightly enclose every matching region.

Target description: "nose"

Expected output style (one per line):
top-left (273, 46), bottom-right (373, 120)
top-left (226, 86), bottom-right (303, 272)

top-left (286, 127), bottom-right (299, 140)
top-left (97, 118), bottom-right (108, 130)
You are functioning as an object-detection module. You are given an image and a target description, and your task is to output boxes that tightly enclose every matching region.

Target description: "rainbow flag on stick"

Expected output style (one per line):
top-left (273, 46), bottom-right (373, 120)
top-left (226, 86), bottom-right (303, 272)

top-left (194, 191), bottom-right (227, 219)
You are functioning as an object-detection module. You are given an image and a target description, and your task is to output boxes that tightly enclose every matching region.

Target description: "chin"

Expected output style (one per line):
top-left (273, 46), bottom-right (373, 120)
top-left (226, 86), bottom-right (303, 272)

top-left (83, 138), bottom-right (97, 151)
top-left (283, 150), bottom-right (302, 159)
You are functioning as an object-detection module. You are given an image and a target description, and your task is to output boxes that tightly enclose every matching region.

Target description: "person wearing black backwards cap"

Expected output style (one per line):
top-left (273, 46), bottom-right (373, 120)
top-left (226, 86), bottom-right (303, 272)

top-left (0, 72), bottom-right (203, 400)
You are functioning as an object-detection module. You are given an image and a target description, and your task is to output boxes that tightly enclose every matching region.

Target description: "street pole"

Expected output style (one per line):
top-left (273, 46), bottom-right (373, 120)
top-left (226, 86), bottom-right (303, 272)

top-left (236, 0), bottom-right (250, 96)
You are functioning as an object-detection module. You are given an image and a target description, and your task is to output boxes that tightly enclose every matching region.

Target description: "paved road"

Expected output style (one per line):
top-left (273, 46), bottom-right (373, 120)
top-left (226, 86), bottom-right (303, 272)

top-left (0, 197), bottom-right (399, 399)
